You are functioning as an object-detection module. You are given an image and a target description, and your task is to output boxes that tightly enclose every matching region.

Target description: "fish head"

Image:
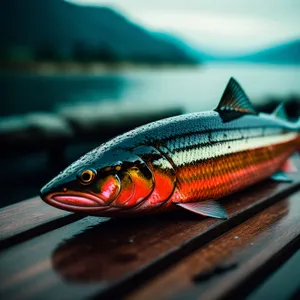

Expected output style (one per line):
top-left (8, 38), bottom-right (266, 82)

top-left (40, 148), bottom-right (155, 214)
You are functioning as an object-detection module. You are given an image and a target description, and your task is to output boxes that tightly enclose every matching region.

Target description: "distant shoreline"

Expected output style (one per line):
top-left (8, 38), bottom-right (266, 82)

top-left (0, 61), bottom-right (199, 75)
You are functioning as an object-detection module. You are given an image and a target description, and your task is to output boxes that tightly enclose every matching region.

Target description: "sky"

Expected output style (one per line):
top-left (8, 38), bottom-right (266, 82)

top-left (69, 0), bottom-right (300, 54)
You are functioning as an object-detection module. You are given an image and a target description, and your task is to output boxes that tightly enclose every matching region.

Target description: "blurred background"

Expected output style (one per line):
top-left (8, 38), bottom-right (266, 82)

top-left (0, 0), bottom-right (300, 207)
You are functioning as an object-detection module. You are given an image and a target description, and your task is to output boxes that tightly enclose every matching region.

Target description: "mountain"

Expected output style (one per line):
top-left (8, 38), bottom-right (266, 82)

top-left (234, 39), bottom-right (300, 65)
top-left (157, 31), bottom-right (300, 65)
top-left (153, 32), bottom-right (218, 63)
top-left (0, 0), bottom-right (196, 64)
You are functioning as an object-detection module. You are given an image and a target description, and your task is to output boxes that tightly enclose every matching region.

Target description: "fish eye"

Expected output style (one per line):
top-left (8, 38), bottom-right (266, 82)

top-left (78, 169), bottom-right (96, 185)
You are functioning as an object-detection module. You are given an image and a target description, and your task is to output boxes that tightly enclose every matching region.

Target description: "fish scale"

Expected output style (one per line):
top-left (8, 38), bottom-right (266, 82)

top-left (161, 139), bottom-right (294, 205)
top-left (40, 78), bottom-right (300, 219)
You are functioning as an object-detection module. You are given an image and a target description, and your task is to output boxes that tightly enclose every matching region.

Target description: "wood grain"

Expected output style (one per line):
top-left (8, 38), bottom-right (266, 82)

top-left (0, 175), bottom-right (299, 300)
top-left (127, 192), bottom-right (300, 300)
top-left (246, 249), bottom-right (300, 300)
top-left (0, 157), bottom-right (299, 300)
top-left (0, 196), bottom-right (84, 250)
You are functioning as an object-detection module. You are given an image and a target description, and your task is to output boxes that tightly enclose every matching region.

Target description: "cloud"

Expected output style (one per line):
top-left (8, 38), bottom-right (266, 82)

top-left (131, 11), bottom-right (269, 36)
top-left (128, 9), bottom-right (299, 51)
top-left (68, 0), bottom-right (300, 52)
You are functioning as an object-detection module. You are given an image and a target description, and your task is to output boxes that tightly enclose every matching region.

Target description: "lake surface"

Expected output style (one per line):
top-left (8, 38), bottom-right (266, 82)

top-left (1, 63), bottom-right (300, 117)
top-left (1, 63), bottom-right (300, 207)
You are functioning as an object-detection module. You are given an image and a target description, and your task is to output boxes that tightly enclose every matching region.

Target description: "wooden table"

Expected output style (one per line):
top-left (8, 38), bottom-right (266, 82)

top-left (1, 158), bottom-right (300, 300)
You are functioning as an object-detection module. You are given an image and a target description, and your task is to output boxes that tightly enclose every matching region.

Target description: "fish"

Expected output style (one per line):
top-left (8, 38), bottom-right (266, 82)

top-left (40, 78), bottom-right (300, 219)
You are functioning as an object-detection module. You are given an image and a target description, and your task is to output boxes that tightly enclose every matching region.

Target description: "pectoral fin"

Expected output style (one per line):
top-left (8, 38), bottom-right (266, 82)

top-left (176, 200), bottom-right (228, 219)
top-left (271, 171), bottom-right (293, 182)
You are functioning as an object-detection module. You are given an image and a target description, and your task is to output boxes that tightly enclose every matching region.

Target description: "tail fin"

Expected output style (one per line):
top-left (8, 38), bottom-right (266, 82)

top-left (272, 103), bottom-right (289, 121)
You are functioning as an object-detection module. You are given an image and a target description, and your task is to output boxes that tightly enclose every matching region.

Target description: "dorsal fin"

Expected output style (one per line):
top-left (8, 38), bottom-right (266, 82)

top-left (215, 77), bottom-right (258, 122)
top-left (272, 103), bottom-right (288, 121)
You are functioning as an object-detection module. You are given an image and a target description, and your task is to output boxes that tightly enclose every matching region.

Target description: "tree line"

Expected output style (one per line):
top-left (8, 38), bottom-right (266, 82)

top-left (0, 42), bottom-right (196, 65)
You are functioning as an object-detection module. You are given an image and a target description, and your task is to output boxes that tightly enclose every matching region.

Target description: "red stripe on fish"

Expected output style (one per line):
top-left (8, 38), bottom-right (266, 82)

top-left (172, 140), bottom-right (295, 202)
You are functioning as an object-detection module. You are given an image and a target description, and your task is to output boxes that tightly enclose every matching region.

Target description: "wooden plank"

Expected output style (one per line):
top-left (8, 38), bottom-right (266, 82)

top-left (0, 106), bottom-right (183, 156)
top-left (0, 174), bottom-right (299, 300)
top-left (246, 249), bottom-right (300, 300)
top-left (127, 192), bottom-right (300, 300)
top-left (0, 197), bottom-right (71, 240)
top-left (0, 217), bottom-right (110, 300)
top-left (0, 197), bottom-right (84, 250)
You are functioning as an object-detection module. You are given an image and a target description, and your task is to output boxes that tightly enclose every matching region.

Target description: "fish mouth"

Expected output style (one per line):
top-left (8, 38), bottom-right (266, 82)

top-left (41, 191), bottom-right (111, 213)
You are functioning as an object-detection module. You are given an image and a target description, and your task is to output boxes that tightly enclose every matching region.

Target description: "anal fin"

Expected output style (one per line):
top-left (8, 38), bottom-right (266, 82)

top-left (271, 171), bottom-right (293, 182)
top-left (176, 200), bottom-right (228, 219)
top-left (281, 159), bottom-right (298, 173)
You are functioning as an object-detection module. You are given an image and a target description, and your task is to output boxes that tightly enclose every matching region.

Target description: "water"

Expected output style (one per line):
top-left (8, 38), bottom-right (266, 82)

top-left (1, 63), bottom-right (300, 207)
top-left (1, 63), bottom-right (300, 117)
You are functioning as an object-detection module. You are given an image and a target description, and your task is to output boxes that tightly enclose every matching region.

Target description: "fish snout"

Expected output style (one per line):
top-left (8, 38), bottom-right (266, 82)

top-left (40, 183), bottom-right (108, 212)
